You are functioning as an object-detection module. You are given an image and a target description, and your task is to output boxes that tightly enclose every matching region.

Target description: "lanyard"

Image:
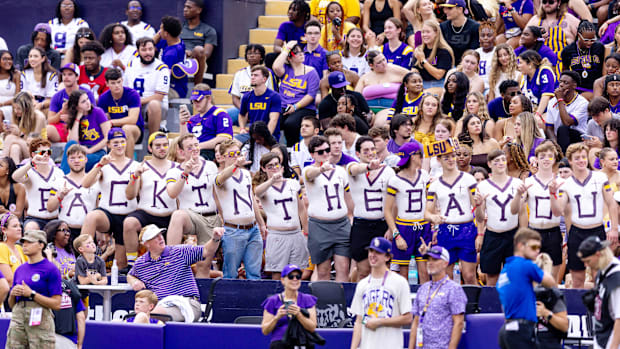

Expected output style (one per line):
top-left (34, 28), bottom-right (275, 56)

top-left (368, 270), bottom-right (389, 286)
top-left (420, 277), bottom-right (448, 323)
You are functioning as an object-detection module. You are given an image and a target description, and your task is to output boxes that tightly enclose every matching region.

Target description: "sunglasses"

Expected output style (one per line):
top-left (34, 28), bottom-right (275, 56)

top-left (34, 149), bottom-right (52, 156)
top-left (228, 151), bottom-right (241, 157)
top-left (578, 33), bottom-right (597, 43)
top-left (314, 147), bottom-right (331, 155)
top-left (541, 0), bottom-right (556, 4)
top-left (510, 91), bottom-right (522, 97)
top-left (287, 273), bottom-right (302, 280)
top-left (76, 33), bottom-right (93, 39)
top-left (527, 243), bottom-right (541, 251)
top-left (57, 228), bottom-right (70, 234)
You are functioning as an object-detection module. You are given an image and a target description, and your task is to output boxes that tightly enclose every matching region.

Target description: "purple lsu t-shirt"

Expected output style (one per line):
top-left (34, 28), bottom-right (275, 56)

top-left (278, 64), bottom-right (320, 110)
top-left (13, 259), bottom-right (62, 302)
top-left (97, 87), bottom-right (144, 130)
top-left (50, 87), bottom-right (95, 113)
top-left (79, 106), bottom-right (109, 147)
top-left (261, 292), bottom-right (317, 342)
top-left (276, 21), bottom-right (306, 44)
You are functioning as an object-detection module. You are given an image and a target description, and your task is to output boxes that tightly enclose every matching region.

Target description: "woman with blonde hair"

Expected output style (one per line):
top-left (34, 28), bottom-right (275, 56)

top-left (447, 50), bottom-right (484, 94)
top-left (3, 92), bottom-right (46, 163)
top-left (402, 0), bottom-right (436, 47)
top-left (515, 111), bottom-right (545, 162)
top-left (456, 91), bottom-right (494, 136)
top-left (488, 44), bottom-right (522, 100)
top-left (411, 94), bottom-right (442, 146)
top-left (412, 20), bottom-right (454, 94)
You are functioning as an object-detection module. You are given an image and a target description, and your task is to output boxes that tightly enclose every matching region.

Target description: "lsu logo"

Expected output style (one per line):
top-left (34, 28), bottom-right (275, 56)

top-left (424, 138), bottom-right (460, 157)
top-left (250, 102), bottom-right (266, 110)
top-left (281, 74), bottom-right (307, 89)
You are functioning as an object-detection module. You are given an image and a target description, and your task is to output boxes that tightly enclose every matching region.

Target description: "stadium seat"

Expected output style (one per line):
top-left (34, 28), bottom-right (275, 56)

top-left (309, 281), bottom-right (352, 328)
top-left (122, 312), bottom-right (173, 323)
top-left (462, 285), bottom-right (482, 314)
top-left (234, 316), bottom-right (263, 325)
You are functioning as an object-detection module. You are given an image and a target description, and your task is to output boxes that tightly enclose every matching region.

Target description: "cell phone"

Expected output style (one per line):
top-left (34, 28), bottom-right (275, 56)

top-left (180, 104), bottom-right (189, 115)
top-left (284, 300), bottom-right (294, 309)
top-left (581, 134), bottom-right (595, 141)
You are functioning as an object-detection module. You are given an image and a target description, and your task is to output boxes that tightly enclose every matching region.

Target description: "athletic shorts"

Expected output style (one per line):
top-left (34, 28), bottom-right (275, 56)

top-left (568, 225), bottom-right (605, 271)
top-left (127, 209), bottom-right (171, 230)
top-left (24, 216), bottom-right (54, 231)
top-left (157, 296), bottom-right (201, 322)
top-left (437, 221), bottom-right (477, 265)
top-left (95, 208), bottom-right (128, 245)
top-left (392, 218), bottom-right (431, 266)
top-left (480, 227), bottom-right (518, 275)
top-left (50, 122), bottom-right (68, 142)
top-left (185, 210), bottom-right (221, 245)
top-left (307, 216), bottom-right (351, 265)
top-left (532, 226), bottom-right (563, 266)
top-left (264, 228), bottom-right (310, 272)
top-left (350, 218), bottom-right (388, 262)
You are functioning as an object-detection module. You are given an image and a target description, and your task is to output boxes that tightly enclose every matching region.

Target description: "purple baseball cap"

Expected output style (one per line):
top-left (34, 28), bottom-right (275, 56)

top-left (281, 264), bottom-right (303, 277)
top-left (328, 71), bottom-right (350, 89)
top-left (440, 0), bottom-right (466, 8)
top-left (366, 237), bottom-right (392, 254)
top-left (34, 23), bottom-right (51, 34)
top-left (60, 63), bottom-right (80, 77)
top-left (108, 127), bottom-right (126, 140)
top-left (396, 140), bottom-right (423, 167)
top-left (424, 245), bottom-right (450, 262)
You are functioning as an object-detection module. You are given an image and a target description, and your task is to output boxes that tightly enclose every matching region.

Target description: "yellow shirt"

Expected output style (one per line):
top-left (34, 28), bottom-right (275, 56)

top-left (0, 243), bottom-right (26, 273)
top-left (310, 0), bottom-right (361, 26)
top-left (413, 131), bottom-right (435, 147)
top-left (320, 21), bottom-right (357, 51)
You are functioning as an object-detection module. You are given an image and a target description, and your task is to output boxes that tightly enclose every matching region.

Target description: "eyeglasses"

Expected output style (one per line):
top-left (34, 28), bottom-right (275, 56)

top-left (579, 33), bottom-right (597, 43)
top-left (287, 273), bottom-right (302, 280)
top-left (527, 243), bottom-right (541, 251)
top-left (227, 151), bottom-right (241, 157)
top-left (314, 147), bottom-right (330, 155)
top-left (128, 5), bottom-right (142, 10)
top-left (60, 4), bottom-right (74, 8)
top-left (57, 228), bottom-right (70, 234)
top-left (265, 163), bottom-right (281, 170)
top-left (510, 91), bottom-right (522, 97)
top-left (34, 149), bottom-right (52, 156)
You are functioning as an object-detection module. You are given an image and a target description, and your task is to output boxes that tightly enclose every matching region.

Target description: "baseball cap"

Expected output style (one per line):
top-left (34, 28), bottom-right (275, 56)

top-left (577, 236), bottom-right (610, 259)
top-left (108, 127), bottom-right (126, 141)
top-left (148, 131), bottom-right (167, 146)
top-left (396, 141), bottom-right (424, 167)
top-left (328, 71), bottom-right (350, 89)
top-left (20, 230), bottom-right (47, 244)
top-left (34, 23), bottom-right (51, 34)
top-left (140, 224), bottom-right (166, 243)
top-left (424, 246), bottom-right (450, 262)
top-left (365, 237), bottom-right (392, 254)
top-left (440, 0), bottom-right (466, 7)
top-left (60, 63), bottom-right (80, 77)
top-left (281, 264), bottom-right (303, 278)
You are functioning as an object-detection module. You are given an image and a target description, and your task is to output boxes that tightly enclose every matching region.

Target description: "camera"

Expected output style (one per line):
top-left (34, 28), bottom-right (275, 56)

top-left (333, 17), bottom-right (342, 27)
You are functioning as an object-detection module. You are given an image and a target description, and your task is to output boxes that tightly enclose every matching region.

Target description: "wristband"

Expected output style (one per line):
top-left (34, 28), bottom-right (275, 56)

top-left (477, 233), bottom-right (485, 237)
top-left (557, 98), bottom-right (564, 103)
top-left (293, 103), bottom-right (298, 111)
top-left (392, 229), bottom-right (400, 238)
top-left (96, 163), bottom-right (103, 168)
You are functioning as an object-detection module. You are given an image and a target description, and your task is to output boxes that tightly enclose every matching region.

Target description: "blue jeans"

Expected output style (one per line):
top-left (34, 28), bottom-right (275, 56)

top-left (423, 79), bottom-right (445, 90)
top-left (222, 225), bottom-right (263, 280)
top-left (234, 132), bottom-right (251, 144)
top-left (226, 107), bottom-right (240, 126)
top-left (60, 140), bottom-right (106, 174)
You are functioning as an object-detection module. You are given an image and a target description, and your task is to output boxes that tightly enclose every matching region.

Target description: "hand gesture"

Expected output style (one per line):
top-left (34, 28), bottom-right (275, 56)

top-left (212, 227), bottom-right (224, 241)
top-left (99, 155), bottom-right (111, 167)
top-left (285, 41), bottom-right (298, 51)
top-left (548, 179), bottom-right (561, 195)
top-left (271, 172), bottom-right (283, 182)
top-left (414, 47), bottom-right (425, 63)
top-left (183, 157), bottom-right (197, 174)
top-left (554, 87), bottom-right (565, 101)
top-left (418, 237), bottom-right (430, 256)
top-left (134, 162), bottom-right (149, 177)
top-left (234, 155), bottom-right (251, 168)
top-left (516, 183), bottom-right (533, 197)
top-left (179, 107), bottom-right (191, 124)
top-left (32, 153), bottom-right (46, 165)
top-left (367, 159), bottom-right (383, 171)
top-left (474, 193), bottom-right (488, 207)
top-left (58, 182), bottom-right (72, 200)
top-left (320, 162), bottom-right (334, 173)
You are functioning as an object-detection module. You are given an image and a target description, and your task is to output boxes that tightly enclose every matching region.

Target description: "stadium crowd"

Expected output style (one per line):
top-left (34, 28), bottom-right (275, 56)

top-left (3, 0), bottom-right (620, 346)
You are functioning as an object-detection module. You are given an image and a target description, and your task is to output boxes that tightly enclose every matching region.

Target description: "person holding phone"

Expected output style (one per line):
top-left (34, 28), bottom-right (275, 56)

top-left (261, 264), bottom-right (318, 349)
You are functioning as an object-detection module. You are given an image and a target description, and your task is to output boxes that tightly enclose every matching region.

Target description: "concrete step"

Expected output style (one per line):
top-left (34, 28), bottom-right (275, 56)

top-left (249, 28), bottom-right (277, 45)
top-left (258, 15), bottom-right (288, 29)
top-left (212, 88), bottom-right (232, 105)
top-left (239, 44), bottom-right (275, 57)
top-left (228, 58), bottom-right (249, 74)
top-left (265, 0), bottom-right (291, 16)
top-left (216, 74), bottom-right (233, 89)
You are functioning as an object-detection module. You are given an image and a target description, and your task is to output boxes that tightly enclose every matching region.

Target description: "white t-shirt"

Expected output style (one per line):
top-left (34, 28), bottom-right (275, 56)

top-left (55, 176), bottom-right (100, 227)
top-left (25, 167), bottom-right (64, 219)
top-left (167, 160), bottom-right (218, 214)
top-left (303, 166), bottom-right (350, 220)
top-left (124, 58), bottom-right (170, 105)
top-left (229, 66), bottom-right (275, 98)
top-left (98, 159), bottom-right (139, 215)
top-left (351, 271), bottom-right (411, 349)
top-left (475, 47), bottom-right (495, 92)
top-left (137, 160), bottom-right (177, 216)
top-left (120, 20), bottom-right (156, 44)
top-left (258, 178), bottom-right (302, 230)
top-left (477, 177), bottom-right (523, 232)
top-left (21, 69), bottom-right (58, 99)
top-left (290, 141), bottom-right (313, 171)
top-left (101, 45), bottom-right (137, 70)
top-left (560, 171), bottom-right (610, 227)
top-left (341, 52), bottom-right (370, 76)
top-left (215, 168), bottom-right (256, 222)
top-left (546, 95), bottom-right (589, 135)
top-left (386, 170), bottom-right (430, 222)
top-left (48, 18), bottom-right (89, 51)
top-left (347, 164), bottom-right (395, 219)
top-left (525, 175), bottom-right (561, 228)
top-left (428, 172), bottom-right (477, 224)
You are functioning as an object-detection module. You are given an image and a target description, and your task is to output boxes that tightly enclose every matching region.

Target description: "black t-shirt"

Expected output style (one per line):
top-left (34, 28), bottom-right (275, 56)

top-left (560, 41), bottom-right (605, 91)
top-left (440, 18), bottom-right (480, 66)
top-left (318, 90), bottom-right (370, 134)
top-left (412, 47), bottom-right (453, 82)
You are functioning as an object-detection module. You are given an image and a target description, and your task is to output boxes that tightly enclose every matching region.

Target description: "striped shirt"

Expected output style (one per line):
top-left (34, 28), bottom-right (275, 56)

top-left (129, 245), bottom-right (204, 299)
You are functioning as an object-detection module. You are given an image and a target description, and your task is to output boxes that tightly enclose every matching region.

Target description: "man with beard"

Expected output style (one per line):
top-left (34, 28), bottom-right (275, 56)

top-left (124, 37), bottom-right (171, 134)
top-left (47, 144), bottom-right (100, 241)
top-left (525, 0), bottom-right (579, 64)
top-left (124, 132), bottom-right (177, 269)
top-left (78, 41), bottom-right (108, 100)
top-left (120, 0), bottom-right (156, 45)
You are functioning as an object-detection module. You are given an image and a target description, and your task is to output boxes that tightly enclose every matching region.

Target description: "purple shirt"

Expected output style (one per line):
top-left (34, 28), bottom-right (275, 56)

top-left (387, 139), bottom-right (409, 154)
top-left (276, 21), bottom-right (306, 44)
top-left (262, 292), bottom-right (317, 342)
top-left (303, 46), bottom-right (328, 79)
top-left (129, 245), bottom-right (204, 299)
top-left (55, 247), bottom-right (76, 278)
top-left (13, 259), bottom-right (62, 302)
top-left (514, 45), bottom-right (558, 67)
top-left (79, 106), bottom-right (109, 147)
top-left (528, 137), bottom-right (545, 160)
top-left (50, 87), bottom-right (95, 113)
top-left (98, 87), bottom-right (144, 130)
top-left (337, 153), bottom-right (357, 166)
top-left (186, 105), bottom-right (233, 143)
top-left (411, 275), bottom-right (467, 349)
top-left (278, 64), bottom-right (320, 110)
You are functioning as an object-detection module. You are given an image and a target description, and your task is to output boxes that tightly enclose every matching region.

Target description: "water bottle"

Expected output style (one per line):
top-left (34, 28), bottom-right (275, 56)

top-left (111, 259), bottom-right (118, 285)
top-left (453, 262), bottom-right (461, 284)
top-left (408, 258), bottom-right (418, 285)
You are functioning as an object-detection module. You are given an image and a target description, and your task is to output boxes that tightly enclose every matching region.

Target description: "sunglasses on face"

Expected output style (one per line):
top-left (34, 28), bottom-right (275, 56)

top-left (579, 33), bottom-right (596, 43)
top-left (287, 273), bottom-right (302, 280)
top-left (76, 33), bottom-right (93, 39)
top-left (527, 243), bottom-right (541, 251)
top-left (228, 151), bottom-right (241, 157)
top-left (541, 0), bottom-right (556, 4)
top-left (510, 91), bottom-right (522, 97)
top-left (34, 149), bottom-right (52, 156)
top-left (57, 228), bottom-right (70, 234)
top-left (314, 147), bottom-right (330, 155)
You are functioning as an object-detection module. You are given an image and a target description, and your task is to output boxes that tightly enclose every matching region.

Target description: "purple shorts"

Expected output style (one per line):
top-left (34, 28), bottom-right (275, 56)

top-left (437, 221), bottom-right (477, 265)
top-left (392, 220), bottom-right (431, 265)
